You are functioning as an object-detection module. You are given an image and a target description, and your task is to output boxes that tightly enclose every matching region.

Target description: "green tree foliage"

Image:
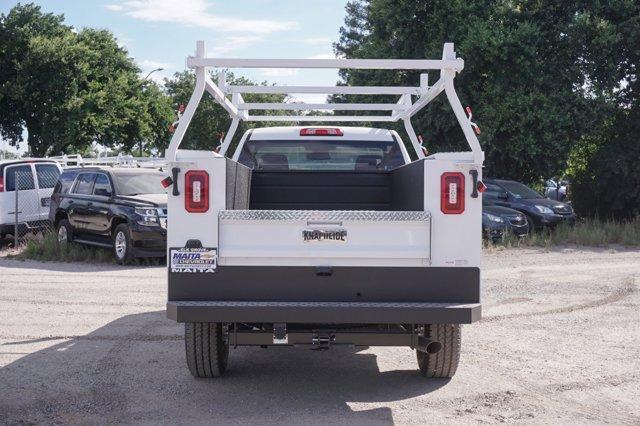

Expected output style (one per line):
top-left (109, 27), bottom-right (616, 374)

top-left (164, 71), bottom-right (291, 154)
top-left (334, 1), bottom-right (637, 186)
top-left (0, 3), bottom-right (173, 157)
top-left (568, 109), bottom-right (640, 219)
top-left (565, 3), bottom-right (640, 219)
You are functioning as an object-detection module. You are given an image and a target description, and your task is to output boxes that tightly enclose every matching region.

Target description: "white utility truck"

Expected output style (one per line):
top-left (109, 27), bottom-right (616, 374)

top-left (165, 41), bottom-right (485, 378)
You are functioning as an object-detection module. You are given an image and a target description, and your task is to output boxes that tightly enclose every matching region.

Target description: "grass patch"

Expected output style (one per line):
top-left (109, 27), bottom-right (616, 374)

top-left (486, 216), bottom-right (640, 249)
top-left (8, 232), bottom-right (162, 265)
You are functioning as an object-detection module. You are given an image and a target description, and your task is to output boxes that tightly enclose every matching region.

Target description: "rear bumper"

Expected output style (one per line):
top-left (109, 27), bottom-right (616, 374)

top-left (167, 300), bottom-right (481, 324)
top-left (167, 265), bottom-right (481, 324)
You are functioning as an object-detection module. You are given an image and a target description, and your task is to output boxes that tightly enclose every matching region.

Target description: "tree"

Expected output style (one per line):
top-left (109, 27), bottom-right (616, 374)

top-left (566, 109), bottom-right (640, 219)
top-left (0, 3), bottom-right (173, 157)
top-left (333, 1), bottom-right (608, 181)
top-left (565, 2), bottom-right (640, 219)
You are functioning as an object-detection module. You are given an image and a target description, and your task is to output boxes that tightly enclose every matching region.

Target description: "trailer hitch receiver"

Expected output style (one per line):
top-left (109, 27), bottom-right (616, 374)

top-left (312, 332), bottom-right (335, 350)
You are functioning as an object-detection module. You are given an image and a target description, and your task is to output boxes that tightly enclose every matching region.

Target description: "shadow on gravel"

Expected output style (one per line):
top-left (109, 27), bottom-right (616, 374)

top-left (0, 311), bottom-right (447, 424)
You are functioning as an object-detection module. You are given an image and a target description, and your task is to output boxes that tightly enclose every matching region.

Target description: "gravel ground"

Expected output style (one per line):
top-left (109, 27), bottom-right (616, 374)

top-left (0, 247), bottom-right (639, 424)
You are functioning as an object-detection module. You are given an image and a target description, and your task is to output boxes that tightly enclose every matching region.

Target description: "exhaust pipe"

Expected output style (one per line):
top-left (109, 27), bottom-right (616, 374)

top-left (417, 336), bottom-right (443, 354)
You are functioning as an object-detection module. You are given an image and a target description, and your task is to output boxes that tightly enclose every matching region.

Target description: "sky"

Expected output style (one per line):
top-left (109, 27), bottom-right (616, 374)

top-left (0, 0), bottom-right (350, 154)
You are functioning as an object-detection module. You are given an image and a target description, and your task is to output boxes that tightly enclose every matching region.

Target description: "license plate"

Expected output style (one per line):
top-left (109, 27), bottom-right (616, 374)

top-left (302, 229), bottom-right (347, 243)
top-left (41, 197), bottom-right (51, 207)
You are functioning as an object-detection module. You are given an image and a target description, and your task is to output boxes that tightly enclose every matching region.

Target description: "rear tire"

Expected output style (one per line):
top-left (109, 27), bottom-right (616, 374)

top-left (185, 322), bottom-right (229, 378)
top-left (416, 324), bottom-right (460, 378)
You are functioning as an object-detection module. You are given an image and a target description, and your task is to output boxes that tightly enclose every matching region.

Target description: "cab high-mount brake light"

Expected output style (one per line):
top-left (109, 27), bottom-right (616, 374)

top-left (185, 170), bottom-right (209, 213)
top-left (441, 172), bottom-right (465, 214)
top-left (300, 128), bottom-right (343, 136)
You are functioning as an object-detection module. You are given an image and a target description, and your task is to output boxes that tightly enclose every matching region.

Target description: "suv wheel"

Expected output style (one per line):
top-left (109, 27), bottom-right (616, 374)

top-left (185, 322), bottom-right (229, 378)
top-left (113, 224), bottom-right (133, 264)
top-left (416, 324), bottom-right (460, 378)
top-left (56, 219), bottom-right (73, 245)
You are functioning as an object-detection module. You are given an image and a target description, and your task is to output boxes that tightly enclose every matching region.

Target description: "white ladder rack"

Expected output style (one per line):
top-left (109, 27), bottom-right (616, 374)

top-left (50, 153), bottom-right (167, 169)
top-left (166, 41), bottom-right (483, 165)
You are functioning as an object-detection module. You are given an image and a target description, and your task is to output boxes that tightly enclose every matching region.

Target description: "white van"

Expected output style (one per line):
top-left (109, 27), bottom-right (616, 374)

top-left (0, 159), bottom-right (62, 238)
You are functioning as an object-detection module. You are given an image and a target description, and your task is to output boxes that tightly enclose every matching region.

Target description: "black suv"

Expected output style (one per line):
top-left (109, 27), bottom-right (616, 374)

top-left (483, 179), bottom-right (576, 231)
top-left (49, 167), bottom-right (167, 263)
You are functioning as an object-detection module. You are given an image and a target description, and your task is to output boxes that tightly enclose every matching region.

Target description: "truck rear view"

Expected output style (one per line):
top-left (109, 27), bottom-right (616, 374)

top-left (165, 41), bottom-right (484, 379)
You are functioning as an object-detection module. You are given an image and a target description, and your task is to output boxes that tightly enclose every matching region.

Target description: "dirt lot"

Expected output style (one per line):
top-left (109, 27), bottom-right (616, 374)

top-left (0, 248), bottom-right (638, 424)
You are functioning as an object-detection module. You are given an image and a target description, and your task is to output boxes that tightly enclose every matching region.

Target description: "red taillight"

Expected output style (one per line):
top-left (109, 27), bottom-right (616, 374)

top-left (300, 128), bottom-right (343, 136)
top-left (185, 170), bottom-right (209, 213)
top-left (0, 176), bottom-right (4, 192)
top-left (441, 172), bottom-right (465, 214)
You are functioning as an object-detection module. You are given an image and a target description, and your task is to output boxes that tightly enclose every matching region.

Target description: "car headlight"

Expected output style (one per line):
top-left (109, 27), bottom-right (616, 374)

top-left (484, 213), bottom-right (504, 223)
top-left (534, 205), bottom-right (554, 214)
top-left (135, 207), bottom-right (159, 226)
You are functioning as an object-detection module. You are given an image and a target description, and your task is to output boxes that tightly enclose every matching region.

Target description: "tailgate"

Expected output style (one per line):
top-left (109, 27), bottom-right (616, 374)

top-left (218, 210), bottom-right (430, 267)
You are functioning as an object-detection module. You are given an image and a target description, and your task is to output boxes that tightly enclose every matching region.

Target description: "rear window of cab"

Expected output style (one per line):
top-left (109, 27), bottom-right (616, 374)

top-left (237, 139), bottom-right (405, 171)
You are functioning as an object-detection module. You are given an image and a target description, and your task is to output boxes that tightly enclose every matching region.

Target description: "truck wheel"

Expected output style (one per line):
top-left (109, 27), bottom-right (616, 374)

top-left (185, 322), bottom-right (229, 378)
top-left (416, 324), bottom-right (460, 378)
top-left (113, 224), bottom-right (133, 264)
top-left (56, 219), bottom-right (73, 245)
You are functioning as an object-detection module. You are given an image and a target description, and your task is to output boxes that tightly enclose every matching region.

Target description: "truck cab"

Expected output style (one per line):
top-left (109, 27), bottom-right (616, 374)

top-left (165, 42), bottom-right (484, 379)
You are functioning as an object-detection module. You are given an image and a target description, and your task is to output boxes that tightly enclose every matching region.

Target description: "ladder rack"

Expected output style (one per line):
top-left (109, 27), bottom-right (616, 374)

top-left (166, 41), bottom-right (483, 165)
top-left (50, 153), bottom-right (167, 169)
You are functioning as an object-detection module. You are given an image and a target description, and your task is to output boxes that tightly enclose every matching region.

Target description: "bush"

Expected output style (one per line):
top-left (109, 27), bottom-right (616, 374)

top-left (486, 217), bottom-right (640, 249)
top-left (567, 111), bottom-right (640, 219)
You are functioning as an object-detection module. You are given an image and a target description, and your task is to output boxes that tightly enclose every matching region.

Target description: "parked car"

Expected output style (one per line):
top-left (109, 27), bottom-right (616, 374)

top-left (544, 177), bottom-right (571, 202)
top-left (483, 179), bottom-right (576, 231)
top-left (50, 167), bottom-right (167, 263)
top-left (482, 201), bottom-right (530, 240)
top-left (0, 159), bottom-right (62, 238)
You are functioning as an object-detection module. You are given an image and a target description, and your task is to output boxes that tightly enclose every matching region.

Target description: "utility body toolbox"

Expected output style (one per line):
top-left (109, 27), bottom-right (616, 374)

top-left (165, 41), bottom-right (485, 378)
